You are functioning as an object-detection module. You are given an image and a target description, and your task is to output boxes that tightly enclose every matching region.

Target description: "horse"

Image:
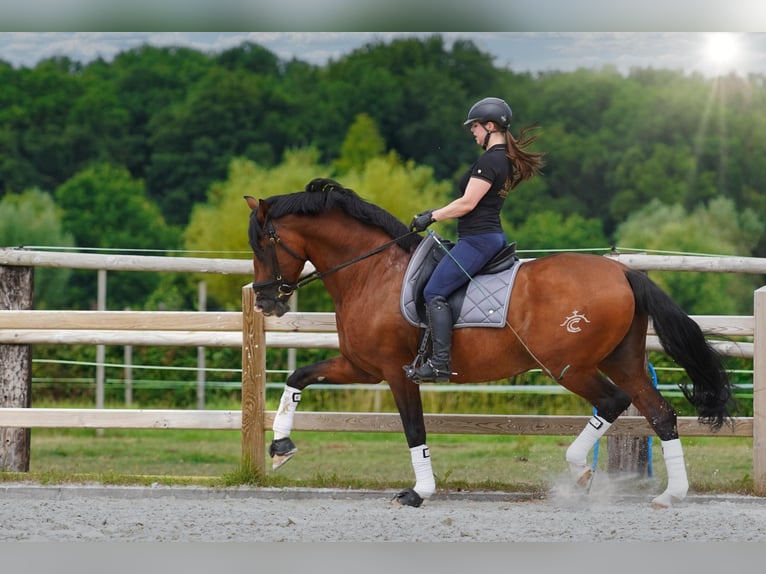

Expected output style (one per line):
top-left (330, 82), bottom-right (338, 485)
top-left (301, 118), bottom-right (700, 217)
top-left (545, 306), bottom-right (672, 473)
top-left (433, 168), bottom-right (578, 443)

top-left (244, 178), bottom-right (734, 509)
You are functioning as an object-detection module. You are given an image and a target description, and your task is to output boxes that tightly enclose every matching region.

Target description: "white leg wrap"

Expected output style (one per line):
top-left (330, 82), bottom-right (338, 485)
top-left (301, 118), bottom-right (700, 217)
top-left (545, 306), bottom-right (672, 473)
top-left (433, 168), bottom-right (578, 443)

top-left (652, 438), bottom-right (689, 508)
top-left (410, 445), bottom-right (436, 499)
top-left (272, 386), bottom-right (301, 439)
top-left (566, 415), bottom-right (611, 480)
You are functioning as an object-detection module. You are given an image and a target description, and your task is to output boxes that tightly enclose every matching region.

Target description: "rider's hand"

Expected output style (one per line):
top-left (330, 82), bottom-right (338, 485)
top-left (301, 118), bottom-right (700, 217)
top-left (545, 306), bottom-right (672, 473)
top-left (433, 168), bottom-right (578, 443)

top-left (410, 209), bottom-right (435, 232)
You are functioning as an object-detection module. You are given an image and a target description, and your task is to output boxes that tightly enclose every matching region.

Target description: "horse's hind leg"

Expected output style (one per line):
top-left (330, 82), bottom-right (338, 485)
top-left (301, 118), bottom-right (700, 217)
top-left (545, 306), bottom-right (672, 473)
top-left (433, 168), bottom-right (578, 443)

top-left (600, 352), bottom-right (688, 508)
top-left (559, 369), bottom-right (633, 488)
top-left (626, 387), bottom-right (688, 508)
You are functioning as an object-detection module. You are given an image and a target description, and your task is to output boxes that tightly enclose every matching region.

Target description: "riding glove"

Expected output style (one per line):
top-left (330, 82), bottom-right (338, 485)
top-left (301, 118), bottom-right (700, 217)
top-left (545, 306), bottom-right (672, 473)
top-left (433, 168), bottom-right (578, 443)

top-left (410, 209), bottom-right (436, 232)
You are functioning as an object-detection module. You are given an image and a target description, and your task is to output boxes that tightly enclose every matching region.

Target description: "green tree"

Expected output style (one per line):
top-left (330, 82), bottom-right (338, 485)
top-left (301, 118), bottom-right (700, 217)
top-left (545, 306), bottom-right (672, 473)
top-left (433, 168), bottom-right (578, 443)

top-left (2, 36), bottom-right (766, 263)
top-left (215, 41), bottom-right (281, 75)
top-left (510, 211), bottom-right (608, 255)
top-left (332, 113), bottom-right (386, 175)
top-left (108, 45), bottom-right (212, 179)
top-left (146, 66), bottom-right (293, 224)
top-left (54, 163), bottom-right (181, 309)
top-left (607, 143), bottom-right (702, 223)
top-left (10, 57), bottom-right (84, 191)
top-left (615, 198), bottom-right (764, 314)
top-left (339, 152), bottom-right (451, 227)
top-left (185, 150), bottom-right (330, 309)
top-left (0, 188), bottom-right (74, 308)
top-left (185, 148), bottom-right (451, 309)
top-left (318, 35), bottom-right (499, 180)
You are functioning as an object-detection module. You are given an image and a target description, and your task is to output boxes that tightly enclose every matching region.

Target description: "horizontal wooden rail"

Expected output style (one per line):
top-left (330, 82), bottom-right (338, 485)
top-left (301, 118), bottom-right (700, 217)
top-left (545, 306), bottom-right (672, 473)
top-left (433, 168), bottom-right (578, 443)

top-left (0, 248), bottom-right (316, 275)
top-left (646, 336), bottom-right (753, 358)
top-left (0, 408), bottom-right (240, 429)
top-left (0, 248), bottom-right (254, 274)
top-left (605, 252), bottom-right (766, 274)
top-left (0, 311), bottom-right (243, 331)
top-left (0, 310), bottom-right (747, 334)
top-left (684, 315), bottom-right (754, 336)
top-left (0, 310), bottom-right (338, 332)
top-left (283, 413), bottom-right (754, 438)
top-left (0, 408), bottom-right (753, 438)
top-left (0, 311), bottom-right (749, 356)
top-left (0, 329), bottom-right (339, 348)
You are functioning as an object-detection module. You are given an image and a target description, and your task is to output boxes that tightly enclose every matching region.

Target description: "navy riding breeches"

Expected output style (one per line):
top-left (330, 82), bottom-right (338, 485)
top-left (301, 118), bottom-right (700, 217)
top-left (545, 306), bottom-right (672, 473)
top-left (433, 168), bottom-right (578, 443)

top-left (423, 232), bottom-right (506, 303)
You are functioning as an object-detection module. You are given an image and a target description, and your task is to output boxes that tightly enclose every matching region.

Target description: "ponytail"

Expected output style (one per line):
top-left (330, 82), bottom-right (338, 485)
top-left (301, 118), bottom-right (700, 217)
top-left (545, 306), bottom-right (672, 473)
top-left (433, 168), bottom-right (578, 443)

top-left (504, 126), bottom-right (545, 190)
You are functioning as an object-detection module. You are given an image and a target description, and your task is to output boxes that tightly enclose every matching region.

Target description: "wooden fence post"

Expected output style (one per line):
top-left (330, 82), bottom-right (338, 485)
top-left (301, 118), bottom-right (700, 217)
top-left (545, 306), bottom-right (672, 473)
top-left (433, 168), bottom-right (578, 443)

top-left (607, 403), bottom-right (649, 476)
top-left (241, 284), bottom-right (266, 478)
top-left (754, 286), bottom-right (766, 495)
top-left (0, 265), bottom-right (34, 471)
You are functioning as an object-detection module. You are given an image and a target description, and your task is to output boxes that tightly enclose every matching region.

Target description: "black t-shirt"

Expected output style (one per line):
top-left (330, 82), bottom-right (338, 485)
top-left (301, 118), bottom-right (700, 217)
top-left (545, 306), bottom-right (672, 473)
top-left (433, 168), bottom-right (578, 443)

top-left (456, 144), bottom-right (512, 236)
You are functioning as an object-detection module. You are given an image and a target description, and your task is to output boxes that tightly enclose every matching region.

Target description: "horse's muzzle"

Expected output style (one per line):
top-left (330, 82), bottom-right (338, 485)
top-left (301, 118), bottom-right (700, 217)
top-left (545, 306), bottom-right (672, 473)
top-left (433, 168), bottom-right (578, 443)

top-left (254, 295), bottom-right (291, 317)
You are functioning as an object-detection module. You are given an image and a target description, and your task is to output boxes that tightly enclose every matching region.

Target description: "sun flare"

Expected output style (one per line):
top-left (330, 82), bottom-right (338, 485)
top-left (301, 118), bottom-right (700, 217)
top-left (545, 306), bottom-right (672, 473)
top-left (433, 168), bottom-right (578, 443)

top-left (703, 33), bottom-right (743, 72)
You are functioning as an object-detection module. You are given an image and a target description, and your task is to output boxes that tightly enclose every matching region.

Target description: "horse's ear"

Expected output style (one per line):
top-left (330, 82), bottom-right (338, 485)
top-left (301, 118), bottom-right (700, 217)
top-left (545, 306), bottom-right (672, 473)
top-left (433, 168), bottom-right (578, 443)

top-left (244, 196), bottom-right (258, 211)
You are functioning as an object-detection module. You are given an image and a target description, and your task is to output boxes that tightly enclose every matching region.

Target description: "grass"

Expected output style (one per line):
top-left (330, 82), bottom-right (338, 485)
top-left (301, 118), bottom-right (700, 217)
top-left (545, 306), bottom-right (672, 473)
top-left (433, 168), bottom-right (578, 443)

top-left (0, 426), bottom-right (755, 496)
top-left (1, 392), bottom-right (755, 495)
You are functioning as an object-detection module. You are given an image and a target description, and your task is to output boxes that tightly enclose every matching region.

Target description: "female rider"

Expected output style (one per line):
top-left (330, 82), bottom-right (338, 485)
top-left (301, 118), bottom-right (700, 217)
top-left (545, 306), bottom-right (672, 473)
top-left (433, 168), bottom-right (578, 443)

top-left (407, 96), bottom-right (545, 383)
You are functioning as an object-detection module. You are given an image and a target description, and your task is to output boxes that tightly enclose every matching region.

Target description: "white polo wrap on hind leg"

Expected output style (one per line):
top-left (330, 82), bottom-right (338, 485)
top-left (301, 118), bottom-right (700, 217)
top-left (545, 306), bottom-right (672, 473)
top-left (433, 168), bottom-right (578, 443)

top-left (410, 445), bottom-right (436, 499)
top-left (566, 414), bottom-right (611, 478)
top-left (273, 386), bottom-right (301, 440)
top-left (652, 438), bottom-right (689, 508)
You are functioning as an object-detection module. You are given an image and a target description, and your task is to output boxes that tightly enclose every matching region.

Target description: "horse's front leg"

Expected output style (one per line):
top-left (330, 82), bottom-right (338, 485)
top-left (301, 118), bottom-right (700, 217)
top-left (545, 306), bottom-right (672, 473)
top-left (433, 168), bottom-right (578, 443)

top-left (269, 355), bottom-right (379, 469)
top-left (388, 375), bottom-right (434, 508)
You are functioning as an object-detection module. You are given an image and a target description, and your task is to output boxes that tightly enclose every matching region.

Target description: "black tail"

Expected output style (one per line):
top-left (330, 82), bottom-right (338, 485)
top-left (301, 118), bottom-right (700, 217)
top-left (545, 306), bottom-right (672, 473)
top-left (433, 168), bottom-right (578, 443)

top-left (625, 269), bottom-right (734, 430)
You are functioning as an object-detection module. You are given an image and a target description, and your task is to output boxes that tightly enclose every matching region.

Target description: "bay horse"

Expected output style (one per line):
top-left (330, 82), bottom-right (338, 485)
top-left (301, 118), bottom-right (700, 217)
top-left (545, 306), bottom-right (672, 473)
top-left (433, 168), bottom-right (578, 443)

top-left (245, 178), bottom-right (734, 509)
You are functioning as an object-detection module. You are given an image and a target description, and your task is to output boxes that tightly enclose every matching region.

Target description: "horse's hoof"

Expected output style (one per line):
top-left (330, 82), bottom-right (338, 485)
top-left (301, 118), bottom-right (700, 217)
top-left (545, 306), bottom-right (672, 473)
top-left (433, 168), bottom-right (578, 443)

top-left (567, 464), bottom-right (594, 493)
top-left (269, 437), bottom-right (298, 471)
top-left (391, 488), bottom-right (424, 508)
top-left (651, 491), bottom-right (682, 509)
top-left (271, 452), bottom-right (296, 470)
top-left (576, 468), bottom-right (594, 491)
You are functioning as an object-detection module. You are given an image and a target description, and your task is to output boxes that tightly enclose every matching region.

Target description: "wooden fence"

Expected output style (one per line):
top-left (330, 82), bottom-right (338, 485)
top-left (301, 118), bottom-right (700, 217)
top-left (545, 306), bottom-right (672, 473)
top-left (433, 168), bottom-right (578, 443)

top-left (0, 248), bottom-right (764, 494)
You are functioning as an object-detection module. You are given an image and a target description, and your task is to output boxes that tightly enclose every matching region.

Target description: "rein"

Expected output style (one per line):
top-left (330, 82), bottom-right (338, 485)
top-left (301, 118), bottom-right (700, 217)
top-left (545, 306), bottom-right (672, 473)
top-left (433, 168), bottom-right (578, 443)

top-left (294, 233), bottom-right (417, 289)
top-left (252, 215), bottom-right (418, 300)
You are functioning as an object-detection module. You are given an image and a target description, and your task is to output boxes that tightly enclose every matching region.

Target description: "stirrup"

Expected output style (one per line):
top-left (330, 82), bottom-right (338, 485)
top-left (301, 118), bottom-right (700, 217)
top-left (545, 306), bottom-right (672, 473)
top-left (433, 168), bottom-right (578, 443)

top-left (404, 359), bottom-right (453, 384)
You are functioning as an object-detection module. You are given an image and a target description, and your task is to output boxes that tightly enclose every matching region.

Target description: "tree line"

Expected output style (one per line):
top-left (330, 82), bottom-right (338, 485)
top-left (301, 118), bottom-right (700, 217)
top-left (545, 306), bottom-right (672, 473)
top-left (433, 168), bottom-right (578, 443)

top-left (1, 34), bottom-right (765, 316)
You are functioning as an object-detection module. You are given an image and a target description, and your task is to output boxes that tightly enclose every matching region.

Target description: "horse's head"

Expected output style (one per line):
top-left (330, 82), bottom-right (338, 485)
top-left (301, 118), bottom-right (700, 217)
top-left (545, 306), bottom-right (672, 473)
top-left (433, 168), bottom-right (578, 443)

top-left (245, 195), bottom-right (307, 317)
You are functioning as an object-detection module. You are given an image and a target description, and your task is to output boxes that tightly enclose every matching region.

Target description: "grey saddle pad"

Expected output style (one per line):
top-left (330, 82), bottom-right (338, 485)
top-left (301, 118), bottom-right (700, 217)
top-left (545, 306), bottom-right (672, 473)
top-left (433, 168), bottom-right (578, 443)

top-left (400, 233), bottom-right (523, 329)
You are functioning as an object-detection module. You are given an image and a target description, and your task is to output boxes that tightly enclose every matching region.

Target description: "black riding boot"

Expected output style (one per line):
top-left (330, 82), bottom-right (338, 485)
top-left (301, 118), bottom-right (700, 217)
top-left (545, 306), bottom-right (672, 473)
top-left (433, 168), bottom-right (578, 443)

top-left (411, 296), bottom-right (453, 383)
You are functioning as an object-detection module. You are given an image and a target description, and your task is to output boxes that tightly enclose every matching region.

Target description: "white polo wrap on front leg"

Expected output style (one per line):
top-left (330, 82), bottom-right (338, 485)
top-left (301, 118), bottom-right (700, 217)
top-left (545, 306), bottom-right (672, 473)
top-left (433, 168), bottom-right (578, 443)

top-left (566, 414), bottom-right (611, 478)
top-left (272, 386), bottom-right (301, 440)
top-left (410, 444), bottom-right (436, 499)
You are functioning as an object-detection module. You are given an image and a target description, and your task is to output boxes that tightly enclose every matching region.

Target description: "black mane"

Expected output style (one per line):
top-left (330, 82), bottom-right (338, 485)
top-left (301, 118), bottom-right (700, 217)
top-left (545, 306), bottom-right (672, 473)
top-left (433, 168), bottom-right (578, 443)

top-left (257, 178), bottom-right (422, 252)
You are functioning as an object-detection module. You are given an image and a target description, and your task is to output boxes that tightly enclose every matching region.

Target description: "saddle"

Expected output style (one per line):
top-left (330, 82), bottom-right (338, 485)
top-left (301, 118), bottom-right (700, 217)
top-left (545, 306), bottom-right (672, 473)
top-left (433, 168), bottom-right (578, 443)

top-left (400, 233), bottom-right (523, 329)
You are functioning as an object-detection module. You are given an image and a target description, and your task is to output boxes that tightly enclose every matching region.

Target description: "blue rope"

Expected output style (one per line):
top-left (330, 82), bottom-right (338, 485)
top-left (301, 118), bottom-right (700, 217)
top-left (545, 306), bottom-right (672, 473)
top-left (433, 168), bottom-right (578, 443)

top-left (647, 362), bottom-right (658, 477)
top-left (591, 362), bottom-right (658, 477)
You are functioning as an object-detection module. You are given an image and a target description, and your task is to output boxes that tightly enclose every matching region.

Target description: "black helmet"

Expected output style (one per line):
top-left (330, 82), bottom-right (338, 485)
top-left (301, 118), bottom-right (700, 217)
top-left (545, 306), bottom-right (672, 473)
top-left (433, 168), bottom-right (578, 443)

top-left (463, 97), bottom-right (512, 130)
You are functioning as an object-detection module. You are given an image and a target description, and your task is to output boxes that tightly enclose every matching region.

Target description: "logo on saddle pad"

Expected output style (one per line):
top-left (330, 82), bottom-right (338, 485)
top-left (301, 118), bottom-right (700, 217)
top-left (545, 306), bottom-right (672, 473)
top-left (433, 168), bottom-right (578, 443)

top-left (400, 233), bottom-right (522, 329)
top-left (560, 310), bottom-right (591, 333)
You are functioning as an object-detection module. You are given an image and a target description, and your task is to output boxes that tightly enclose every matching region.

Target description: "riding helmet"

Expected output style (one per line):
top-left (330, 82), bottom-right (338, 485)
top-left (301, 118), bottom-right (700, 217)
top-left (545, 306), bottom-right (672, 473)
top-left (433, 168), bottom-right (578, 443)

top-left (463, 97), bottom-right (513, 130)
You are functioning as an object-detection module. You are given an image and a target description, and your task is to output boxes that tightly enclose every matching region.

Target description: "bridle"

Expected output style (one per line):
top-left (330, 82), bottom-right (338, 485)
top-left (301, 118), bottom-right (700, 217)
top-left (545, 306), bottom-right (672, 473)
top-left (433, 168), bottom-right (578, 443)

top-left (251, 215), bottom-right (417, 304)
top-left (251, 217), bottom-right (307, 304)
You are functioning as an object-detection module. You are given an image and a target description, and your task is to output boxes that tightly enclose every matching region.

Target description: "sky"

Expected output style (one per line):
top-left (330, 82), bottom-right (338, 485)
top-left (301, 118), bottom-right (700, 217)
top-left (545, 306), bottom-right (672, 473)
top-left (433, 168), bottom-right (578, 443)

top-left (2, 32), bottom-right (766, 78)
